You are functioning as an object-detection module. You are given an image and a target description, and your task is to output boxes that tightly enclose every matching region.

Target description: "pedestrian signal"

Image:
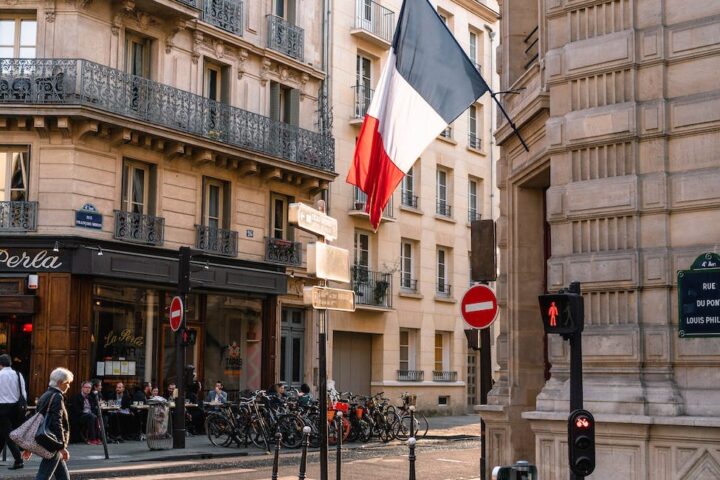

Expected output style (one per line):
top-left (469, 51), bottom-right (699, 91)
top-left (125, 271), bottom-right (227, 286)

top-left (538, 293), bottom-right (584, 335)
top-left (181, 327), bottom-right (197, 347)
top-left (568, 409), bottom-right (595, 476)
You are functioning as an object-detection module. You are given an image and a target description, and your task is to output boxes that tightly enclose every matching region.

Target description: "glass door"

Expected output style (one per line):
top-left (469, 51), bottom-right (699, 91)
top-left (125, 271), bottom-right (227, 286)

top-left (280, 308), bottom-right (304, 388)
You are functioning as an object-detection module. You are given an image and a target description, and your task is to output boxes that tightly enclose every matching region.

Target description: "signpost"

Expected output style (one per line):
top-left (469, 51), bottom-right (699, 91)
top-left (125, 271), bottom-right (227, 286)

top-left (169, 296), bottom-right (184, 332)
top-left (304, 286), bottom-right (356, 312)
top-left (678, 253), bottom-right (720, 338)
top-left (461, 284), bottom-right (498, 329)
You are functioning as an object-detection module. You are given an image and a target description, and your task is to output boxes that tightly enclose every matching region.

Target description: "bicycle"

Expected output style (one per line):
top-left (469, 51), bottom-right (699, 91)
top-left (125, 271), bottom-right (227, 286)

top-left (392, 392), bottom-right (429, 440)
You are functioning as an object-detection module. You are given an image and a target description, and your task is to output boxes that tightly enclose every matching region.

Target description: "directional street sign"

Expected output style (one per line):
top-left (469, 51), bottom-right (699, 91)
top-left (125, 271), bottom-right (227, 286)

top-left (307, 242), bottom-right (350, 283)
top-left (169, 296), bottom-right (184, 332)
top-left (303, 286), bottom-right (356, 312)
top-left (289, 203), bottom-right (338, 241)
top-left (461, 284), bottom-right (498, 329)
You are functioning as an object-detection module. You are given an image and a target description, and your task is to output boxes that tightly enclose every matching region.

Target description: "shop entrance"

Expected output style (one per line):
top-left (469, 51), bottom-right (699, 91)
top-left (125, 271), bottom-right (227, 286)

top-left (0, 314), bottom-right (32, 381)
top-left (280, 308), bottom-right (305, 389)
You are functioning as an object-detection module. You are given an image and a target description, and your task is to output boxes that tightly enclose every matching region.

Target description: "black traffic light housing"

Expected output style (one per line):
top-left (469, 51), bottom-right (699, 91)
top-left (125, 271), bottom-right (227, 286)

top-left (181, 327), bottom-right (197, 347)
top-left (538, 291), bottom-right (584, 335)
top-left (568, 409), bottom-right (596, 476)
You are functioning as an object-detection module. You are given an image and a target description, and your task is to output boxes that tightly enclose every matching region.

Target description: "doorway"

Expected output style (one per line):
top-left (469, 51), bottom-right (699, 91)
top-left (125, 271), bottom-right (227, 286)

top-left (280, 308), bottom-right (305, 388)
top-left (0, 314), bottom-right (32, 382)
top-left (332, 331), bottom-right (372, 395)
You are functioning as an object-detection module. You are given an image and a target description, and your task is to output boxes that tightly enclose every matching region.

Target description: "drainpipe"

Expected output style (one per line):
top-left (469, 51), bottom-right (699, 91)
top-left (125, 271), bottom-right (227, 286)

top-left (485, 26), bottom-right (496, 222)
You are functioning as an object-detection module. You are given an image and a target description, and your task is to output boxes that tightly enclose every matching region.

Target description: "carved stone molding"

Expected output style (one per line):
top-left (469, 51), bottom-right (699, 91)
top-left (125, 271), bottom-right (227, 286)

top-left (213, 39), bottom-right (225, 59)
top-left (260, 59), bottom-right (272, 86)
top-left (191, 30), bottom-right (203, 64)
top-left (165, 20), bottom-right (187, 54)
top-left (237, 48), bottom-right (249, 79)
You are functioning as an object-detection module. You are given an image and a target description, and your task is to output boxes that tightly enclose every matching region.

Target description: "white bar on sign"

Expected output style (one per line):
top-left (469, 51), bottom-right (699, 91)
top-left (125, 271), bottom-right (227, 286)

top-left (465, 301), bottom-right (493, 313)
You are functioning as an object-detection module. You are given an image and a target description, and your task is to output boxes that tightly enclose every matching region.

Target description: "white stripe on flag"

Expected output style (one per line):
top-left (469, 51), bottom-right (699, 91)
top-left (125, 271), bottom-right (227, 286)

top-left (465, 301), bottom-right (494, 313)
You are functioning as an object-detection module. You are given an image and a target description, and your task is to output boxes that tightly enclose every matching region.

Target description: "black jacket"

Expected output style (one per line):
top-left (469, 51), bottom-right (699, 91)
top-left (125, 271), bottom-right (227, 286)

top-left (105, 390), bottom-right (132, 409)
top-left (36, 387), bottom-right (70, 449)
top-left (69, 392), bottom-right (99, 419)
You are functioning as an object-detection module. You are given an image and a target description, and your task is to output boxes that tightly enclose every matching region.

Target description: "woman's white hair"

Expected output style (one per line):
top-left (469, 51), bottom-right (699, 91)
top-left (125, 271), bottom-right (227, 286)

top-left (48, 367), bottom-right (74, 388)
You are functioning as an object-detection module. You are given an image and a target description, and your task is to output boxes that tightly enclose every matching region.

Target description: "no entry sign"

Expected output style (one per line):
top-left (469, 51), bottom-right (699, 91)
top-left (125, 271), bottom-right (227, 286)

top-left (462, 284), bottom-right (498, 329)
top-left (169, 296), bottom-right (184, 332)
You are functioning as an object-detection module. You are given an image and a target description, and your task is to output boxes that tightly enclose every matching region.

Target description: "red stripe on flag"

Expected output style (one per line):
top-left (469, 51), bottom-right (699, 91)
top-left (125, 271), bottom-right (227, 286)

top-left (347, 115), bottom-right (404, 230)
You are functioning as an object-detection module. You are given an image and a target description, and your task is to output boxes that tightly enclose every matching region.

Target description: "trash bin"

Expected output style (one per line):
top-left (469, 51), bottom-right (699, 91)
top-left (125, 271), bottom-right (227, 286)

top-left (146, 400), bottom-right (173, 450)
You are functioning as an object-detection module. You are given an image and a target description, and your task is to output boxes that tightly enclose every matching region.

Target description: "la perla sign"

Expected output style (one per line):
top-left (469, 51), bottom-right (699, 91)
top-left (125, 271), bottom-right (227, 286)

top-left (0, 249), bottom-right (67, 272)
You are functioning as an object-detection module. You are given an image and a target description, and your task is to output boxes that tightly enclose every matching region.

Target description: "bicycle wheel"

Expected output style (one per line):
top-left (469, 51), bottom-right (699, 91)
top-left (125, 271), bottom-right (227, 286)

top-left (206, 414), bottom-right (233, 447)
top-left (417, 414), bottom-right (429, 438)
top-left (385, 411), bottom-right (400, 441)
top-left (277, 414), bottom-right (304, 449)
top-left (250, 419), bottom-right (270, 451)
top-left (393, 414), bottom-right (414, 440)
top-left (357, 419), bottom-right (372, 443)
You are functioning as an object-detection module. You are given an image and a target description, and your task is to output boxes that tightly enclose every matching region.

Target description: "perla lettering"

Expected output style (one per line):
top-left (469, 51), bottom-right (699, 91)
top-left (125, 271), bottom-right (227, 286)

top-left (0, 249), bottom-right (63, 270)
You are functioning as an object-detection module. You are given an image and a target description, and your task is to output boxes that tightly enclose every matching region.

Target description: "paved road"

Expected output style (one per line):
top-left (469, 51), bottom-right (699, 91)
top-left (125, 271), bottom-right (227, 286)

top-left (88, 440), bottom-right (481, 480)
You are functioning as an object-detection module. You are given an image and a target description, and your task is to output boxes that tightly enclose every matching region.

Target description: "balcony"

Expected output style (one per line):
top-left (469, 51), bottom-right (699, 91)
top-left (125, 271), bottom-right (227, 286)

top-left (351, 0), bottom-right (395, 48)
top-left (436, 283), bottom-right (452, 298)
top-left (432, 371), bottom-right (457, 382)
top-left (176, 0), bottom-right (200, 7)
top-left (265, 237), bottom-right (302, 266)
top-left (267, 15), bottom-right (304, 61)
top-left (399, 278), bottom-right (417, 292)
top-left (401, 191), bottom-right (418, 209)
top-left (397, 370), bottom-right (424, 382)
top-left (468, 132), bottom-right (482, 150)
top-left (351, 85), bottom-right (373, 123)
top-left (203, 0), bottom-right (243, 36)
top-left (195, 224), bottom-right (238, 257)
top-left (350, 188), bottom-right (394, 222)
top-left (113, 211), bottom-right (164, 246)
top-left (0, 58), bottom-right (334, 173)
top-left (436, 200), bottom-right (452, 218)
top-left (352, 266), bottom-right (393, 308)
top-left (0, 201), bottom-right (37, 232)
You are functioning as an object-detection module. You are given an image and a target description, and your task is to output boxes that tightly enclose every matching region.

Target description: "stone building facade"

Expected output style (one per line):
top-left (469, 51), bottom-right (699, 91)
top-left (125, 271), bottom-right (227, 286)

top-left (480, 0), bottom-right (720, 477)
top-left (327, 0), bottom-right (499, 415)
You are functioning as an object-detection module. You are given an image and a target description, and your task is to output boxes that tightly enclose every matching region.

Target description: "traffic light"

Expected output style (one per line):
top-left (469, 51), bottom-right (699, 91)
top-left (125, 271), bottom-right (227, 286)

top-left (568, 409), bottom-right (595, 476)
top-left (538, 292), bottom-right (584, 335)
top-left (181, 327), bottom-right (197, 347)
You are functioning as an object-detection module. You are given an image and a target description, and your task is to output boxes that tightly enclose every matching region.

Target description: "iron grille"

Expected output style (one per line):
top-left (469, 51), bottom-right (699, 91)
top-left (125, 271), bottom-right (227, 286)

top-left (203, 0), bottom-right (243, 35)
top-left (352, 84), bottom-right (373, 119)
top-left (354, 0), bottom-right (395, 43)
top-left (432, 371), bottom-right (458, 382)
top-left (397, 370), bottom-right (424, 382)
top-left (113, 210), bottom-right (164, 246)
top-left (265, 237), bottom-right (302, 266)
top-left (436, 200), bottom-right (452, 217)
top-left (266, 15), bottom-right (304, 61)
top-left (352, 266), bottom-right (393, 308)
top-left (0, 201), bottom-right (37, 232)
top-left (195, 224), bottom-right (238, 257)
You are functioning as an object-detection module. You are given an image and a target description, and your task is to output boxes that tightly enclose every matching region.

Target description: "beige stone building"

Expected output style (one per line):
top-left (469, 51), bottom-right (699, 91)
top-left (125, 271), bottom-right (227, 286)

top-left (481, 0), bottom-right (720, 477)
top-left (326, 0), bottom-right (499, 415)
top-left (0, 0), bottom-right (334, 400)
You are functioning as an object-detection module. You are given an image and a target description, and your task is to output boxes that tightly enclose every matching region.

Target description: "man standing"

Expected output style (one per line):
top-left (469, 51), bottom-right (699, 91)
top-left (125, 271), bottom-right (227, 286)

top-left (0, 353), bottom-right (26, 470)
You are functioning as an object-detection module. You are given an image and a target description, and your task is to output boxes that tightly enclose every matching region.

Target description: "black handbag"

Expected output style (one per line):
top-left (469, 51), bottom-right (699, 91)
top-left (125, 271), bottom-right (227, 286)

top-left (14, 371), bottom-right (27, 423)
top-left (35, 394), bottom-right (65, 453)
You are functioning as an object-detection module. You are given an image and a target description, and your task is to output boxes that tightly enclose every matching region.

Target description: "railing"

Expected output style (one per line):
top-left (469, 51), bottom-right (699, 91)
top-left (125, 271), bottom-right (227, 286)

top-left (176, 0), bottom-right (200, 8)
top-left (203, 0), bottom-right (243, 35)
top-left (432, 371), bottom-right (457, 382)
top-left (0, 201), bottom-right (37, 232)
top-left (436, 283), bottom-right (452, 297)
top-left (468, 210), bottom-right (481, 222)
top-left (0, 58), bottom-right (334, 173)
top-left (468, 132), bottom-right (482, 150)
top-left (440, 126), bottom-right (453, 139)
top-left (267, 15), bottom-right (304, 61)
top-left (195, 224), bottom-right (238, 257)
top-left (114, 210), bottom-right (164, 246)
top-left (352, 266), bottom-right (393, 308)
top-left (397, 370), bottom-right (424, 382)
top-left (524, 25), bottom-right (539, 71)
top-left (354, 0), bottom-right (395, 43)
top-left (401, 191), bottom-right (418, 208)
top-left (400, 278), bottom-right (417, 292)
top-left (436, 200), bottom-right (452, 217)
top-left (351, 198), bottom-right (393, 218)
top-left (352, 84), bottom-right (373, 119)
top-left (265, 237), bottom-right (302, 266)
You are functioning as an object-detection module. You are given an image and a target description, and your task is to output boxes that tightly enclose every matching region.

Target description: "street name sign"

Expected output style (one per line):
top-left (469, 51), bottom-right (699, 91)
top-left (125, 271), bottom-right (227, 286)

top-left (678, 252), bottom-right (720, 337)
top-left (461, 284), bottom-right (498, 329)
top-left (289, 203), bottom-right (338, 242)
top-left (307, 242), bottom-right (351, 283)
top-left (303, 286), bottom-right (356, 312)
top-left (169, 296), bottom-right (184, 332)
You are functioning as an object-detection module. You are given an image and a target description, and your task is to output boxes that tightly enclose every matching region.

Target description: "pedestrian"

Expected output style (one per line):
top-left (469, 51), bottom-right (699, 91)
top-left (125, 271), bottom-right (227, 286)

top-left (0, 353), bottom-right (26, 470)
top-left (298, 383), bottom-right (314, 407)
top-left (23, 367), bottom-right (73, 480)
top-left (70, 381), bottom-right (100, 445)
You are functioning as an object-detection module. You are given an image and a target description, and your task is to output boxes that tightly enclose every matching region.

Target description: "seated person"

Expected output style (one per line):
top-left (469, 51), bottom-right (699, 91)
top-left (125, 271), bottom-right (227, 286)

top-left (265, 383), bottom-right (286, 410)
top-left (105, 382), bottom-right (136, 441)
top-left (206, 381), bottom-right (228, 404)
top-left (133, 382), bottom-right (152, 404)
top-left (149, 387), bottom-right (166, 401)
top-left (297, 383), bottom-right (314, 407)
top-left (70, 381), bottom-right (101, 445)
top-left (165, 383), bottom-right (178, 401)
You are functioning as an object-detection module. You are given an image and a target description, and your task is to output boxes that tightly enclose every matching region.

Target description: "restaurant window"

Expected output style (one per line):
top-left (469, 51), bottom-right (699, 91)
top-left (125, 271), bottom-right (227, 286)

top-left (121, 160), bottom-right (155, 215)
top-left (0, 16), bottom-right (36, 58)
top-left (160, 292), bottom-right (201, 392)
top-left (202, 177), bottom-right (229, 230)
top-left (0, 146), bottom-right (30, 201)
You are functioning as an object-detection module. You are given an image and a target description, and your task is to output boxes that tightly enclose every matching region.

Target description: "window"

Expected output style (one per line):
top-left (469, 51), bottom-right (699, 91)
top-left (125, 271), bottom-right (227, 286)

top-left (270, 82), bottom-right (300, 126)
top-left (437, 247), bottom-right (450, 295)
top-left (434, 332), bottom-right (449, 371)
top-left (0, 17), bottom-right (36, 58)
top-left (400, 241), bottom-right (414, 290)
top-left (203, 178), bottom-right (228, 230)
top-left (356, 55), bottom-right (373, 117)
top-left (0, 147), bottom-right (29, 201)
top-left (271, 193), bottom-right (293, 240)
top-left (401, 166), bottom-right (415, 207)
top-left (468, 105), bottom-right (481, 149)
top-left (275, 0), bottom-right (296, 22)
top-left (353, 186), bottom-right (367, 210)
top-left (121, 160), bottom-right (153, 215)
top-left (204, 61), bottom-right (230, 131)
top-left (440, 125), bottom-right (453, 139)
top-left (469, 31), bottom-right (477, 64)
top-left (436, 168), bottom-right (451, 216)
top-left (354, 230), bottom-right (370, 271)
top-left (468, 178), bottom-right (478, 222)
top-left (125, 32), bottom-right (151, 78)
top-left (399, 329), bottom-right (417, 371)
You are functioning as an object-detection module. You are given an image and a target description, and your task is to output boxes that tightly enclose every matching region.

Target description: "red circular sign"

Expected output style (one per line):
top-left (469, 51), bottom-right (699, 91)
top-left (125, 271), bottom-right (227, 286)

top-left (169, 296), bottom-right (184, 332)
top-left (461, 285), bottom-right (498, 329)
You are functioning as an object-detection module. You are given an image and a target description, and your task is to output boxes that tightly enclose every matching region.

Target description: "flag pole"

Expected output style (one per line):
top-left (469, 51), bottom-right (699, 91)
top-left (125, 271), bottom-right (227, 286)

top-left (489, 89), bottom-right (530, 153)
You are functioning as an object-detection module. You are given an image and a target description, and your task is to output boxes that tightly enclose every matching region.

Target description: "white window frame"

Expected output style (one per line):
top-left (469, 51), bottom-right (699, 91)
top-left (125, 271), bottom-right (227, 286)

top-left (122, 160), bottom-right (151, 215)
top-left (204, 62), bottom-right (222, 102)
top-left (399, 328), bottom-right (417, 371)
top-left (0, 16), bottom-right (36, 59)
top-left (354, 230), bottom-right (371, 270)
top-left (437, 247), bottom-right (447, 294)
top-left (402, 166), bottom-right (414, 206)
top-left (468, 178), bottom-right (478, 221)
top-left (436, 168), bottom-right (448, 214)
top-left (469, 31), bottom-right (477, 64)
top-left (400, 240), bottom-right (414, 290)
top-left (271, 193), bottom-right (289, 240)
top-left (125, 31), bottom-right (151, 78)
top-left (203, 177), bottom-right (225, 229)
top-left (0, 147), bottom-right (30, 201)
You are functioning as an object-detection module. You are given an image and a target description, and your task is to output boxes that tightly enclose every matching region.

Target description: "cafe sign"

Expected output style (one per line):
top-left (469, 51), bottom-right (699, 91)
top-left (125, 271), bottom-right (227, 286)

top-left (0, 248), bottom-right (70, 272)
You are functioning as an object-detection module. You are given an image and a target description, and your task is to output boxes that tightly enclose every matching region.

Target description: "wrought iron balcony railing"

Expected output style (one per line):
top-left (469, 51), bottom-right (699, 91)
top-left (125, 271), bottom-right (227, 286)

top-left (432, 370), bottom-right (457, 382)
top-left (203, 0), bottom-right (243, 35)
top-left (397, 370), bottom-right (424, 382)
top-left (436, 283), bottom-right (452, 297)
top-left (354, 0), bottom-right (395, 43)
top-left (436, 200), bottom-right (452, 217)
top-left (0, 58), bottom-right (334, 173)
top-left (0, 201), bottom-right (37, 232)
top-left (265, 237), bottom-right (302, 266)
top-left (114, 210), bottom-right (164, 246)
top-left (468, 210), bottom-right (481, 222)
top-left (352, 84), bottom-right (373, 119)
top-left (352, 266), bottom-right (393, 308)
top-left (351, 197), bottom-right (393, 218)
top-left (468, 132), bottom-right (482, 150)
top-left (267, 15), bottom-right (304, 61)
top-left (400, 277), bottom-right (417, 292)
top-left (401, 191), bottom-right (418, 208)
top-left (176, 0), bottom-right (200, 7)
top-left (195, 224), bottom-right (238, 257)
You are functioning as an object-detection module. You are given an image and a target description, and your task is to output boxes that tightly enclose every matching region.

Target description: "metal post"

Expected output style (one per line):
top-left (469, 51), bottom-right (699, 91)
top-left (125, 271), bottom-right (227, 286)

top-left (94, 392), bottom-right (109, 460)
top-left (567, 281), bottom-right (583, 480)
top-left (480, 326), bottom-right (492, 480)
top-left (319, 308), bottom-right (329, 480)
top-left (272, 432), bottom-right (282, 480)
top-left (335, 411), bottom-right (343, 480)
top-left (298, 426), bottom-right (312, 480)
top-left (409, 405), bottom-right (415, 438)
top-left (408, 437), bottom-right (417, 480)
top-left (173, 246), bottom-right (191, 449)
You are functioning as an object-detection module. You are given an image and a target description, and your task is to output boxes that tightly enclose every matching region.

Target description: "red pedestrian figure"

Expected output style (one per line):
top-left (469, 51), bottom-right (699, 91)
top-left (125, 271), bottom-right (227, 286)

top-left (548, 301), bottom-right (558, 327)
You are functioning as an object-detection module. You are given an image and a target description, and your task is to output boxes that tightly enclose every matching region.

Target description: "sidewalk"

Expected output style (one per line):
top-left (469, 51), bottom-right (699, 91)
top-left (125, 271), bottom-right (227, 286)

top-left (2, 414), bottom-right (480, 479)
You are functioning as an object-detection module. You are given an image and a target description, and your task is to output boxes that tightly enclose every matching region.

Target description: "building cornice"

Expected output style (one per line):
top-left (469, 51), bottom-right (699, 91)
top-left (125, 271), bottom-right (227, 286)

top-left (450, 0), bottom-right (500, 23)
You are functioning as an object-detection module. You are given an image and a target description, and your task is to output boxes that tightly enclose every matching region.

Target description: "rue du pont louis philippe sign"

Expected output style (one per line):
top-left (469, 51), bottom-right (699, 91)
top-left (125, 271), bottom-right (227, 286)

top-left (679, 253), bottom-right (720, 337)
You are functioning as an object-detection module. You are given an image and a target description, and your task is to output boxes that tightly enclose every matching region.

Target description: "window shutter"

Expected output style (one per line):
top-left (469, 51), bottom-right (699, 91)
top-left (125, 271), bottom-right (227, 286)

top-left (270, 82), bottom-right (280, 121)
top-left (288, 88), bottom-right (300, 126)
top-left (222, 180), bottom-right (232, 229)
top-left (288, 0), bottom-right (297, 24)
top-left (148, 164), bottom-right (157, 215)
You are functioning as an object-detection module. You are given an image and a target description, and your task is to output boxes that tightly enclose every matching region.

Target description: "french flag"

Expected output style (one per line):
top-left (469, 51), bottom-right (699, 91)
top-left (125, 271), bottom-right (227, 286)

top-left (347, 0), bottom-right (490, 230)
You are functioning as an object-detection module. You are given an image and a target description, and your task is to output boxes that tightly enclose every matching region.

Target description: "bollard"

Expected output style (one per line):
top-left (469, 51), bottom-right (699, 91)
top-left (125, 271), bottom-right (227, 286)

top-left (298, 425), bottom-right (312, 480)
top-left (272, 432), bottom-right (282, 480)
top-left (409, 405), bottom-right (416, 438)
top-left (408, 437), bottom-right (417, 480)
top-left (336, 411), bottom-right (343, 480)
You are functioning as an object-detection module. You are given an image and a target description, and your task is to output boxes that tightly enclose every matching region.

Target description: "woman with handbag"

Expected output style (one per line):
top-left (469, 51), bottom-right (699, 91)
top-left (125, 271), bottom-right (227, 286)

top-left (22, 367), bottom-right (74, 480)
